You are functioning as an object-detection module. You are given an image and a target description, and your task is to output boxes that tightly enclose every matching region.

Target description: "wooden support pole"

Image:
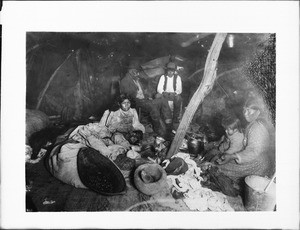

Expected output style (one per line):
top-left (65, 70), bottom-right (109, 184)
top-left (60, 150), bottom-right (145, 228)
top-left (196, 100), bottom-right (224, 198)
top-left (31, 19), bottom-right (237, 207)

top-left (166, 33), bottom-right (227, 159)
top-left (35, 51), bottom-right (74, 110)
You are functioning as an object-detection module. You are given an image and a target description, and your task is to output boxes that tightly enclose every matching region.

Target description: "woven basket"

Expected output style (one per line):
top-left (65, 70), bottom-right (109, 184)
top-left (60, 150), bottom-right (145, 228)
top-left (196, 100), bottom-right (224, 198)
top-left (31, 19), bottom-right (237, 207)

top-left (77, 147), bottom-right (126, 196)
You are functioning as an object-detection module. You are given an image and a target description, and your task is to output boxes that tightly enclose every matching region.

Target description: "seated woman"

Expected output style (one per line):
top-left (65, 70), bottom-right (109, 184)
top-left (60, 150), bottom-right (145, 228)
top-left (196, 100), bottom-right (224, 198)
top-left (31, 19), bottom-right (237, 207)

top-left (99, 94), bottom-right (145, 151)
top-left (47, 94), bottom-right (145, 189)
top-left (215, 97), bottom-right (275, 184)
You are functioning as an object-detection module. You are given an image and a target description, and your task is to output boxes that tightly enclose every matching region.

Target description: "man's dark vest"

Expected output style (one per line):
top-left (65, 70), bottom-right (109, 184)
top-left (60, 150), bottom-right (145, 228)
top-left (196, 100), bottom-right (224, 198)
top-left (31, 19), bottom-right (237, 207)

top-left (163, 74), bottom-right (177, 92)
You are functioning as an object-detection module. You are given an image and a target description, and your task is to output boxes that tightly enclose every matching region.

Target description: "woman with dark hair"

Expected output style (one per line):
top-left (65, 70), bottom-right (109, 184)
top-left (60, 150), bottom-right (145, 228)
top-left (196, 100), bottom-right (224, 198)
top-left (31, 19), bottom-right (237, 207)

top-left (215, 97), bottom-right (275, 184)
top-left (47, 94), bottom-right (145, 190)
top-left (99, 94), bottom-right (145, 151)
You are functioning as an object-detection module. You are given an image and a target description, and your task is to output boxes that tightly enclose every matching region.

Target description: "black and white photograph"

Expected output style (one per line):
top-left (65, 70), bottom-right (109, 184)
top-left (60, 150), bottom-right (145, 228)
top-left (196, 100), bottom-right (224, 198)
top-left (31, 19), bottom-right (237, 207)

top-left (1, 1), bottom-right (299, 229)
top-left (24, 31), bottom-right (276, 213)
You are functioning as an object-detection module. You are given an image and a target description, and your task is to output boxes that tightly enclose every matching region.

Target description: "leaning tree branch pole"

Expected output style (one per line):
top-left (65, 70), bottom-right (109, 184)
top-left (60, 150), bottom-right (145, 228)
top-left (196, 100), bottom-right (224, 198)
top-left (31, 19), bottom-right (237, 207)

top-left (36, 51), bottom-right (74, 110)
top-left (166, 33), bottom-right (227, 159)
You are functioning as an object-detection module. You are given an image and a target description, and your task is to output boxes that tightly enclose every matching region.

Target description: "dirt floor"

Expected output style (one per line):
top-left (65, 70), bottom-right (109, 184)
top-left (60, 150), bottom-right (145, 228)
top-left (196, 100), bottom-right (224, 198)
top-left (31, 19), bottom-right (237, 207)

top-left (25, 113), bottom-right (245, 212)
top-left (25, 149), bottom-right (245, 212)
top-left (26, 153), bottom-right (151, 212)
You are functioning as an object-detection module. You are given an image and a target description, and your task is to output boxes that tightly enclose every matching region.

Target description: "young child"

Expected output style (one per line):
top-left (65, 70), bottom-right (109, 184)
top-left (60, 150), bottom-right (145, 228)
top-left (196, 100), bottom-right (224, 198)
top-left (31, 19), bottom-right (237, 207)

top-left (199, 114), bottom-right (244, 164)
top-left (218, 114), bottom-right (244, 155)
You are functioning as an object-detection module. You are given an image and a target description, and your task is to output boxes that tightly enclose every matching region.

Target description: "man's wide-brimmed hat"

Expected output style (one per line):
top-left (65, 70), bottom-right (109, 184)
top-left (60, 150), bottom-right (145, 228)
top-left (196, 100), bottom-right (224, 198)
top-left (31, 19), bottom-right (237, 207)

top-left (134, 163), bottom-right (167, 196)
top-left (166, 62), bottom-right (176, 70)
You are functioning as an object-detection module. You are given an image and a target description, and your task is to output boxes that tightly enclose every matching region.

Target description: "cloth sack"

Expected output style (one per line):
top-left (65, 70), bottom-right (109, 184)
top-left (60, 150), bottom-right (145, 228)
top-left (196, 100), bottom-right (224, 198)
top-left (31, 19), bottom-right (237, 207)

top-left (48, 141), bottom-right (87, 189)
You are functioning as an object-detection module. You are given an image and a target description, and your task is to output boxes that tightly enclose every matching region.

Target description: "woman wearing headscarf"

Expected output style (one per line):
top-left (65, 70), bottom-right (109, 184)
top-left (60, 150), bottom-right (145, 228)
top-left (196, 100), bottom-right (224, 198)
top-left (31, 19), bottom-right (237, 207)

top-left (215, 97), bottom-right (275, 183)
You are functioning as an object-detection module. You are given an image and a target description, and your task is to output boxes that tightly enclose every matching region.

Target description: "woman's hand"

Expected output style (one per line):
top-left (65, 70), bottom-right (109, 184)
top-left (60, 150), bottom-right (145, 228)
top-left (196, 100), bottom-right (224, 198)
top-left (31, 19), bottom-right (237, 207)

top-left (216, 153), bottom-right (238, 165)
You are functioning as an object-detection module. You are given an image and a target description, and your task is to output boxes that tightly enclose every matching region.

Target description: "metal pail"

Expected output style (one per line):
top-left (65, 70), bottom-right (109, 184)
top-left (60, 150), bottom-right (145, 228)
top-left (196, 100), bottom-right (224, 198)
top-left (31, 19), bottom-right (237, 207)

top-left (244, 175), bottom-right (276, 211)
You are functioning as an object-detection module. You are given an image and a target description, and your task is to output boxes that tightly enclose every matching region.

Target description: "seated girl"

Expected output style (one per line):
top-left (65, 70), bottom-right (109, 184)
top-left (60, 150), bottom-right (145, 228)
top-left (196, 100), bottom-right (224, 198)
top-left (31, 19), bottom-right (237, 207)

top-left (99, 94), bottom-right (145, 151)
top-left (216, 97), bottom-right (275, 184)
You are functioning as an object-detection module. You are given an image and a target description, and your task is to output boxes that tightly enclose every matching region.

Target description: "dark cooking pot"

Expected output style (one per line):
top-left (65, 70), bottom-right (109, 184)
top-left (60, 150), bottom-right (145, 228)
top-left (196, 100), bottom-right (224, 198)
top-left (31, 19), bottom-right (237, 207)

top-left (187, 137), bottom-right (205, 157)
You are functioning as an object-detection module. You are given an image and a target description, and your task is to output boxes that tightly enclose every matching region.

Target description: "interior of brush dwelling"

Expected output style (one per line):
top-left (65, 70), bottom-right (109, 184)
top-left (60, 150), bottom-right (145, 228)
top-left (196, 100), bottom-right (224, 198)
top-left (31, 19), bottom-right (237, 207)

top-left (25, 32), bottom-right (276, 212)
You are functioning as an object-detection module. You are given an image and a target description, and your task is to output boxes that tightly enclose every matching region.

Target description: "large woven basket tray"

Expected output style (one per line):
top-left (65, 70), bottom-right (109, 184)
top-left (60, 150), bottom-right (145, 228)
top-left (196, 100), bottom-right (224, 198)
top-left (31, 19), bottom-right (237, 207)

top-left (77, 147), bottom-right (126, 196)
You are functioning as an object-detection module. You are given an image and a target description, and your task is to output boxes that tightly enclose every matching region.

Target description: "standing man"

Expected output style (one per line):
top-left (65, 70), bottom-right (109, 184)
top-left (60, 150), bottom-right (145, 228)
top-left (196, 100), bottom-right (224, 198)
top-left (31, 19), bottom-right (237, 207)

top-left (157, 62), bottom-right (183, 125)
top-left (120, 61), bottom-right (173, 139)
